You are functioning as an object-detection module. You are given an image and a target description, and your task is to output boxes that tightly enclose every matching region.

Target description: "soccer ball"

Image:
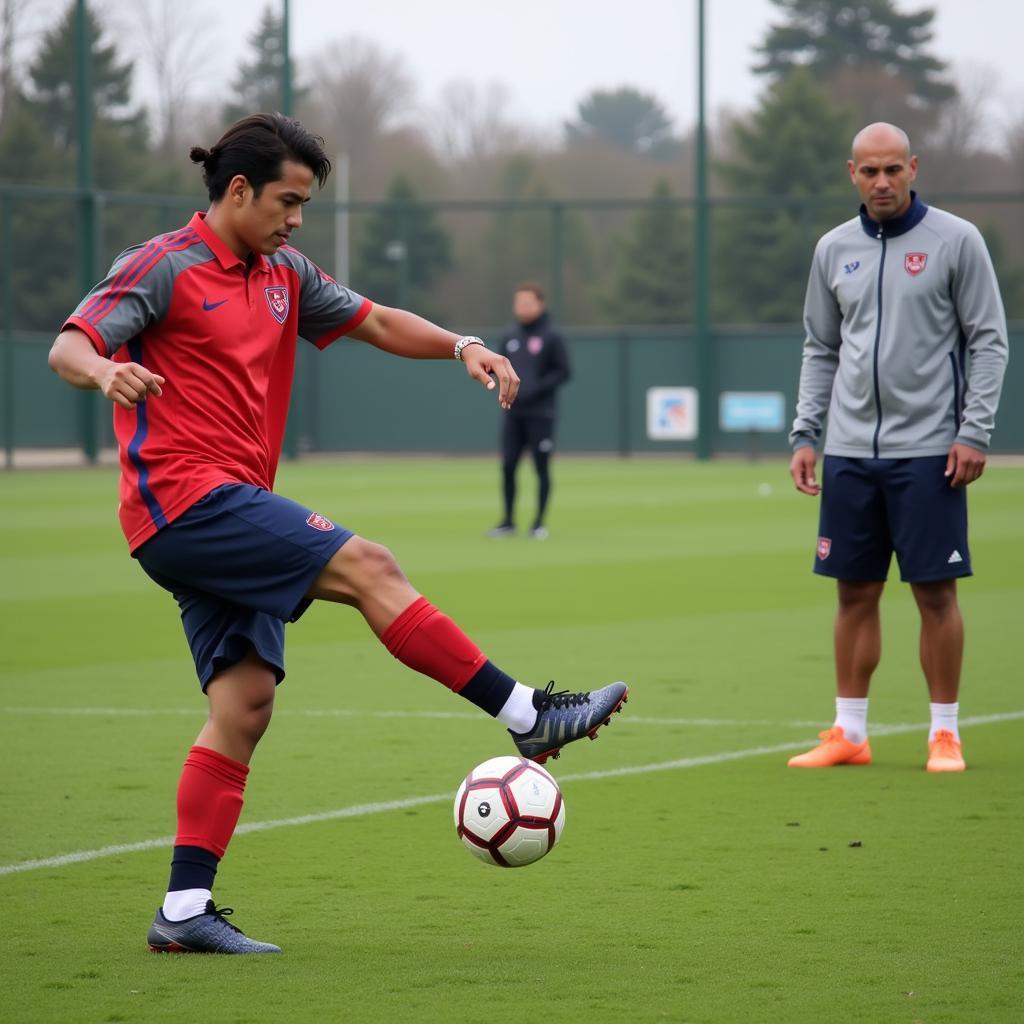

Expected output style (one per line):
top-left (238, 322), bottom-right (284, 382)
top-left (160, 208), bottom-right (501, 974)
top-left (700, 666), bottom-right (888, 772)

top-left (454, 755), bottom-right (565, 867)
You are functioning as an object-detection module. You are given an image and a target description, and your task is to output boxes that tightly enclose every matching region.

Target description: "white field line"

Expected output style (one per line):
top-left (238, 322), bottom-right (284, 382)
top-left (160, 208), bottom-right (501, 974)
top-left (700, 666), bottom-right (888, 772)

top-left (1, 710), bottom-right (1021, 879)
top-left (0, 706), bottom-right (900, 728)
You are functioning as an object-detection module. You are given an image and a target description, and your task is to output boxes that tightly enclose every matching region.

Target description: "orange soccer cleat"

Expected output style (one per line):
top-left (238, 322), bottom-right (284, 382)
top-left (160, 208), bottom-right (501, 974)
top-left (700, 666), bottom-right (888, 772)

top-left (787, 726), bottom-right (872, 768)
top-left (926, 730), bottom-right (966, 772)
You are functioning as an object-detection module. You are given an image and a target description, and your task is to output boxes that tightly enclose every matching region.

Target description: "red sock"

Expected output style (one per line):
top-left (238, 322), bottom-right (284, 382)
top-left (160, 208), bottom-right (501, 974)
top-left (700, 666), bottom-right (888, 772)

top-left (380, 596), bottom-right (487, 693)
top-left (174, 745), bottom-right (249, 858)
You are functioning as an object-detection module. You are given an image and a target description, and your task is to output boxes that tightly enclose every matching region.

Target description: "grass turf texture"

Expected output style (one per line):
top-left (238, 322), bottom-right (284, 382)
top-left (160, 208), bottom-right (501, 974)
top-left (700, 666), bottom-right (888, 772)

top-left (1, 457), bottom-right (1022, 1024)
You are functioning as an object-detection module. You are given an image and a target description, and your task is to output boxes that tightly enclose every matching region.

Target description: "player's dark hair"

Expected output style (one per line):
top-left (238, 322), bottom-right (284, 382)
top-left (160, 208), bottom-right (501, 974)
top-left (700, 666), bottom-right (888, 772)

top-left (515, 281), bottom-right (546, 302)
top-left (189, 113), bottom-right (331, 201)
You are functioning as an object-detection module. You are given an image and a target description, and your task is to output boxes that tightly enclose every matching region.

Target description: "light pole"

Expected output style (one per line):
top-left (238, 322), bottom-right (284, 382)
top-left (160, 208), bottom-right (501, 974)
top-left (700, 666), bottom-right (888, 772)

top-left (694, 0), bottom-right (713, 460)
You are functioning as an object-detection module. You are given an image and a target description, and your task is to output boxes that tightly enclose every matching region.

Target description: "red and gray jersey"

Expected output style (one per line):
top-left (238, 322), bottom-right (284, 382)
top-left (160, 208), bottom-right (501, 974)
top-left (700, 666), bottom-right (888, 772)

top-left (791, 195), bottom-right (1009, 458)
top-left (64, 211), bottom-right (372, 551)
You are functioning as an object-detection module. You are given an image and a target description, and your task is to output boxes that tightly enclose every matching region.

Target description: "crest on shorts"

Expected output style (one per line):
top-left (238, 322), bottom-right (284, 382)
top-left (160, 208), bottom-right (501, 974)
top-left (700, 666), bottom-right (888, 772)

top-left (265, 286), bottom-right (290, 323)
top-left (528, 335), bottom-right (544, 355)
top-left (904, 252), bottom-right (927, 276)
top-left (817, 536), bottom-right (831, 560)
top-left (306, 512), bottom-right (335, 532)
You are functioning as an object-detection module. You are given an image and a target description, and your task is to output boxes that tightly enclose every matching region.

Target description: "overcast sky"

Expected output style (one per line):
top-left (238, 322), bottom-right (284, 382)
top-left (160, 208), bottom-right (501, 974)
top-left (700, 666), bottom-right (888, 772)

top-left (22, 0), bottom-right (1024, 143)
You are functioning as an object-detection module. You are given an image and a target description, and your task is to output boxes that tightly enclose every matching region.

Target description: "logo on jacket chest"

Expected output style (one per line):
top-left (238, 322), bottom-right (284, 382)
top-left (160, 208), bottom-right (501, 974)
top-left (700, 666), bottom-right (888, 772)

top-left (904, 252), bottom-right (928, 276)
top-left (527, 335), bottom-right (544, 354)
top-left (264, 286), bottom-right (290, 323)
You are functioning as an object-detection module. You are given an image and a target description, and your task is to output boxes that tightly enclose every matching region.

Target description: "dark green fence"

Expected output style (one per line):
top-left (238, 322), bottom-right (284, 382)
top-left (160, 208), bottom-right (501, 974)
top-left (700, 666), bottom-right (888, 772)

top-left (2, 184), bottom-right (1021, 462)
top-left (4, 324), bottom-right (1022, 463)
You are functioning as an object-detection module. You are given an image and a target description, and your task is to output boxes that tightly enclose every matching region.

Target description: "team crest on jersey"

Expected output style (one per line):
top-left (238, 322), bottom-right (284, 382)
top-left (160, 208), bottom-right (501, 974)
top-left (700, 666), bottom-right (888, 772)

top-left (265, 286), bottom-right (290, 323)
top-left (306, 512), bottom-right (335, 532)
top-left (904, 252), bottom-right (927, 276)
top-left (507, 338), bottom-right (520, 353)
top-left (528, 335), bottom-right (544, 354)
top-left (817, 536), bottom-right (831, 560)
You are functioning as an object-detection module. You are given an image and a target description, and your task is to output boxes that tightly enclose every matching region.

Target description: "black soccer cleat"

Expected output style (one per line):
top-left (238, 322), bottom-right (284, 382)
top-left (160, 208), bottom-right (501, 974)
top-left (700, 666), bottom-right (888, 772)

top-left (509, 680), bottom-right (629, 764)
top-left (147, 901), bottom-right (282, 954)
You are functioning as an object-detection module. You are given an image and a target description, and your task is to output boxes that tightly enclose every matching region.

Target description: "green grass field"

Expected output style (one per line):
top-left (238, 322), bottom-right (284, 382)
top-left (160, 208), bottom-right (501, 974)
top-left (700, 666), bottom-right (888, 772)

top-left (2, 457), bottom-right (1022, 1024)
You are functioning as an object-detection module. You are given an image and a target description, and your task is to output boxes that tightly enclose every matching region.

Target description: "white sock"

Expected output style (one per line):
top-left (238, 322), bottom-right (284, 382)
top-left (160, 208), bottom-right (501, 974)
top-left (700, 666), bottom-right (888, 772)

top-left (929, 702), bottom-right (960, 742)
top-left (496, 682), bottom-right (539, 734)
top-left (834, 697), bottom-right (869, 744)
top-left (162, 888), bottom-right (212, 921)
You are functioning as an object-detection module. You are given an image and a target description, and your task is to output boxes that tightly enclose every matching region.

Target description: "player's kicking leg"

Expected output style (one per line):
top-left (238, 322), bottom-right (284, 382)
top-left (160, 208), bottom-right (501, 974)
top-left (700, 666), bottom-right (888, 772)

top-left (307, 537), bottom-right (629, 764)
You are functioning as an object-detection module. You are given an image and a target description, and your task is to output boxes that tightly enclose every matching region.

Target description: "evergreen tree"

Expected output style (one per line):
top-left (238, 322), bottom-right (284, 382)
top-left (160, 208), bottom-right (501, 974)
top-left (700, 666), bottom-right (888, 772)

top-left (27, 0), bottom-right (147, 159)
top-left (754, 0), bottom-right (954, 139)
top-left (0, 1), bottom-right (156, 330)
top-left (353, 175), bottom-right (453, 322)
top-left (601, 179), bottom-right (692, 325)
top-left (754, 0), bottom-right (955, 107)
top-left (565, 87), bottom-right (680, 161)
top-left (223, 4), bottom-right (306, 124)
top-left (713, 68), bottom-right (853, 324)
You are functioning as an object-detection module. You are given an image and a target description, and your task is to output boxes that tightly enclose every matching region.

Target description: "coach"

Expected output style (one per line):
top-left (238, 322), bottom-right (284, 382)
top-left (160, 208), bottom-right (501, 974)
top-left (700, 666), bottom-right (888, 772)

top-left (787, 121), bottom-right (1008, 773)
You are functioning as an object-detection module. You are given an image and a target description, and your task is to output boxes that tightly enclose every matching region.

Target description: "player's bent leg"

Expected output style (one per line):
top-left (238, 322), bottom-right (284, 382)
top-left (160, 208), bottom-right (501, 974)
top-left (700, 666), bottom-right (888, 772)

top-left (307, 536), bottom-right (419, 635)
top-left (308, 537), bottom-right (629, 762)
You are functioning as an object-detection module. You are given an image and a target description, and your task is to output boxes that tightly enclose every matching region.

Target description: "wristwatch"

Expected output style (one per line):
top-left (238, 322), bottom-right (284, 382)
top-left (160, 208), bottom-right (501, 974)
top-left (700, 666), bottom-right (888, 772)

top-left (454, 336), bottom-right (486, 361)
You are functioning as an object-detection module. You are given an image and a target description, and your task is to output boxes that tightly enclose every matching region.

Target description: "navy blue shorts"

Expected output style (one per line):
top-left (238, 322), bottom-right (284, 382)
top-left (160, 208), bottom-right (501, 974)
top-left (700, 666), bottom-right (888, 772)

top-left (815, 455), bottom-right (971, 583)
top-left (135, 484), bottom-right (353, 690)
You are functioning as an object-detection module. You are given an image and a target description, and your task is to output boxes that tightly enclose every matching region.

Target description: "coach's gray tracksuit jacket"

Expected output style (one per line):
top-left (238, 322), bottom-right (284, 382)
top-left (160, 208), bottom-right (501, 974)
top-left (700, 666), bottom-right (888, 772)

top-left (790, 193), bottom-right (1008, 458)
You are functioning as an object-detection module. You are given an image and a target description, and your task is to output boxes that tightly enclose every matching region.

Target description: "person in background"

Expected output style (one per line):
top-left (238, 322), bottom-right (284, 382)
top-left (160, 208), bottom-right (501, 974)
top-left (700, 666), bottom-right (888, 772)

top-left (487, 283), bottom-right (571, 540)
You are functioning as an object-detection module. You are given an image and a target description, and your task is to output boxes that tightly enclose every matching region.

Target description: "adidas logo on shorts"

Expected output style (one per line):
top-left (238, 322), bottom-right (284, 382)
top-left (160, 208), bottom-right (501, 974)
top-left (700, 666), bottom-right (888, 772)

top-left (947, 550), bottom-right (963, 564)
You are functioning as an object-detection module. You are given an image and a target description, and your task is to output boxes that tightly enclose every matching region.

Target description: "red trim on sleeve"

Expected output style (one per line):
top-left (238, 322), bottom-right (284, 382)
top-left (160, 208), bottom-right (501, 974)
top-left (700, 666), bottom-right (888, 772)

top-left (311, 298), bottom-right (373, 350)
top-left (63, 316), bottom-right (109, 357)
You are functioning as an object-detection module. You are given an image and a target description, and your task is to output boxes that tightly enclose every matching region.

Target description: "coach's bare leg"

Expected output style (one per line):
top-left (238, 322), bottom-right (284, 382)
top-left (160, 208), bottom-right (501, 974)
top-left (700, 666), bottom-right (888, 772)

top-left (307, 537), bottom-right (421, 635)
top-left (910, 579), bottom-right (963, 703)
top-left (195, 649), bottom-right (277, 764)
top-left (835, 580), bottom-right (885, 698)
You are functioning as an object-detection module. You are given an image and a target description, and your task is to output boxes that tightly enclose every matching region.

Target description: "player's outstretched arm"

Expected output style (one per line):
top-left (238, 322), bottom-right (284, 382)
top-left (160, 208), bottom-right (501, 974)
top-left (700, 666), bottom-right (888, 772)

top-left (48, 328), bottom-right (165, 409)
top-left (349, 304), bottom-right (519, 409)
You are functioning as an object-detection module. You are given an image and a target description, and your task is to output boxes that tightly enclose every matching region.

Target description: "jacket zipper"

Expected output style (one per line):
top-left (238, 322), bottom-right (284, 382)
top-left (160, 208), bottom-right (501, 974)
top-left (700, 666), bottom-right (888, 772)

top-left (871, 227), bottom-right (886, 458)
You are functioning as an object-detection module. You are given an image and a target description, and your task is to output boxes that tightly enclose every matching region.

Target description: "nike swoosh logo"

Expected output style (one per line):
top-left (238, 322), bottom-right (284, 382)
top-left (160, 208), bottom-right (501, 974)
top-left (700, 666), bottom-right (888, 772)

top-left (202, 298), bottom-right (228, 311)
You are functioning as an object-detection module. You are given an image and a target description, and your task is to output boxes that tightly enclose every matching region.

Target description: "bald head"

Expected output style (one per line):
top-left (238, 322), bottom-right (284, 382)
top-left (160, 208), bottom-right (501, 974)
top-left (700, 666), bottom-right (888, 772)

top-left (851, 122), bottom-right (911, 162)
top-left (848, 122), bottom-right (917, 221)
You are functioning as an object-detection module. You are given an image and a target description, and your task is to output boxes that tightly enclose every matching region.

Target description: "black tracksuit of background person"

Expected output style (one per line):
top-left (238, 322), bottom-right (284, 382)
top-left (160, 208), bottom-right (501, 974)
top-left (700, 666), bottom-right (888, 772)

top-left (491, 310), bottom-right (571, 538)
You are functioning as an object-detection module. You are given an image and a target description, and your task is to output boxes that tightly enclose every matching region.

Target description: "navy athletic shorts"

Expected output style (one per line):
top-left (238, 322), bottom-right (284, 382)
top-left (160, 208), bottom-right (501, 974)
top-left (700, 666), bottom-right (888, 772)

top-left (814, 455), bottom-right (971, 583)
top-left (135, 483), bottom-right (354, 690)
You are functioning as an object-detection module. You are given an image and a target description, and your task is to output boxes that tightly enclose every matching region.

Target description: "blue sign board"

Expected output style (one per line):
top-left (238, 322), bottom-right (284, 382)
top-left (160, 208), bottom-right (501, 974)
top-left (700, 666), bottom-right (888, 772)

top-left (719, 391), bottom-right (786, 433)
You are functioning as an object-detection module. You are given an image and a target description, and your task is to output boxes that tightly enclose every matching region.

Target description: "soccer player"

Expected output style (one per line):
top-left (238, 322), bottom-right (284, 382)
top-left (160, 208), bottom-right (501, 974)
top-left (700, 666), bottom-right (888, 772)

top-left (48, 113), bottom-right (628, 954)
top-left (487, 283), bottom-right (571, 540)
top-left (787, 122), bottom-right (1008, 772)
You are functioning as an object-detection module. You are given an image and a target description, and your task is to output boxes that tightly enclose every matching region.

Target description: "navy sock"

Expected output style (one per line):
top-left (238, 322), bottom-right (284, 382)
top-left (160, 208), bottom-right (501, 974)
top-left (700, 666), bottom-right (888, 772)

top-left (167, 844), bottom-right (219, 893)
top-left (459, 660), bottom-right (517, 717)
